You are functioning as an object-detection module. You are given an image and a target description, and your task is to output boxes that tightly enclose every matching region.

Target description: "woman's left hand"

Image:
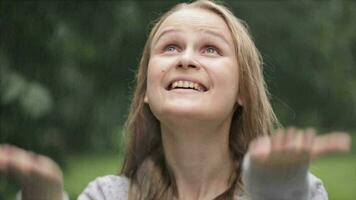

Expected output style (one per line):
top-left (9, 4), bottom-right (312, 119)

top-left (248, 127), bottom-right (351, 170)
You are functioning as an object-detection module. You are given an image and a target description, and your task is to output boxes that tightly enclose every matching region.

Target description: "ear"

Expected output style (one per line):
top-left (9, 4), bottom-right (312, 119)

top-left (237, 95), bottom-right (243, 106)
top-left (144, 94), bottom-right (149, 104)
top-left (236, 84), bottom-right (243, 106)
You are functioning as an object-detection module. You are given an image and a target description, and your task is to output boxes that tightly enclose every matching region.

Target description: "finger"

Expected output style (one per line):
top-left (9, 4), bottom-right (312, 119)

top-left (0, 144), bottom-right (62, 178)
top-left (311, 132), bottom-right (351, 159)
top-left (287, 129), bottom-right (309, 163)
top-left (280, 127), bottom-right (301, 154)
top-left (249, 136), bottom-right (271, 163)
top-left (294, 129), bottom-right (304, 151)
top-left (285, 127), bottom-right (297, 149)
top-left (271, 128), bottom-right (285, 152)
top-left (1, 145), bottom-right (43, 185)
top-left (7, 147), bottom-right (36, 181)
top-left (35, 154), bottom-right (63, 181)
top-left (292, 129), bottom-right (314, 164)
top-left (303, 128), bottom-right (316, 153)
top-left (0, 144), bottom-right (25, 174)
top-left (0, 145), bottom-right (11, 171)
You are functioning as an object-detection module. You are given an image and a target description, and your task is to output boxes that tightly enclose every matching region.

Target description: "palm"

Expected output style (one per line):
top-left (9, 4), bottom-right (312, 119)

top-left (248, 128), bottom-right (351, 169)
top-left (0, 144), bottom-right (63, 200)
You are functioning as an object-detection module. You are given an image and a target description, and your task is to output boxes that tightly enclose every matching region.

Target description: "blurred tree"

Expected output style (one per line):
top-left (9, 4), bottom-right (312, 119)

top-left (0, 0), bottom-right (355, 158)
top-left (230, 0), bottom-right (356, 131)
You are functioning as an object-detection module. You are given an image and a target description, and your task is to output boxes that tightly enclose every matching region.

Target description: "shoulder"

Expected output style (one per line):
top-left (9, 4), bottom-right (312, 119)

top-left (308, 173), bottom-right (328, 199)
top-left (77, 175), bottom-right (130, 200)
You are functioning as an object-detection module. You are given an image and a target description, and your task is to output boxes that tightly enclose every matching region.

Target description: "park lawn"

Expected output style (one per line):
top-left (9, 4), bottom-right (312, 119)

top-left (63, 152), bottom-right (356, 200)
top-left (310, 154), bottom-right (356, 200)
top-left (63, 152), bottom-right (123, 199)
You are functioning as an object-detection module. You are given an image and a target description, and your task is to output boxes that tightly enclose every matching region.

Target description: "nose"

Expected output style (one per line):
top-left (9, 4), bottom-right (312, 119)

top-left (177, 48), bottom-right (200, 70)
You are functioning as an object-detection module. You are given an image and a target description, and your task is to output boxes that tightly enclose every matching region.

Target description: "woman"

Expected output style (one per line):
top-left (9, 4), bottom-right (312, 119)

top-left (0, 1), bottom-right (351, 200)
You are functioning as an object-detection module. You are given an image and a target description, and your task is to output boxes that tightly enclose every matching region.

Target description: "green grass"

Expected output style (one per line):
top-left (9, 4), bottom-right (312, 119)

top-left (310, 154), bottom-right (356, 200)
top-left (63, 152), bottom-right (123, 199)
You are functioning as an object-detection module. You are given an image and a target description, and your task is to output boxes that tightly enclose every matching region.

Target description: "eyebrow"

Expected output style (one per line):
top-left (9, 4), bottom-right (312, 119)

top-left (154, 29), bottom-right (182, 44)
top-left (154, 28), bottom-right (230, 46)
top-left (199, 28), bottom-right (230, 45)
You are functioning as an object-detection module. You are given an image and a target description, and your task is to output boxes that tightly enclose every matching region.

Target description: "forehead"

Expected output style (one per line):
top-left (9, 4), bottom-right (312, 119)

top-left (154, 8), bottom-right (233, 43)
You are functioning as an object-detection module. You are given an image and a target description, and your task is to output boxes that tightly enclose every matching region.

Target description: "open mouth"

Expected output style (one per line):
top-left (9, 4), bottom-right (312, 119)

top-left (167, 80), bottom-right (208, 92)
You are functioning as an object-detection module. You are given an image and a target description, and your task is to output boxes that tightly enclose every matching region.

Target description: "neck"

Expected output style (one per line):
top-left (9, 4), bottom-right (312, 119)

top-left (161, 119), bottom-right (235, 200)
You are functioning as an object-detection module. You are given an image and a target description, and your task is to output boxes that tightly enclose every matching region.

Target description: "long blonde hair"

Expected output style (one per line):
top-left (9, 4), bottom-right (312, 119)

top-left (121, 0), bottom-right (277, 199)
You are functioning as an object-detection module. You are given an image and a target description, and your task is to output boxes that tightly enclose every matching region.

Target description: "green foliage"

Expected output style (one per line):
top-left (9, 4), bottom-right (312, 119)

top-left (232, 1), bottom-right (356, 130)
top-left (0, 0), bottom-right (355, 167)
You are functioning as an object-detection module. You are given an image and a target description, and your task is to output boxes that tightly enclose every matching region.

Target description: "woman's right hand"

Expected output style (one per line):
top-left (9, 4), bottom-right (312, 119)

top-left (0, 144), bottom-right (64, 200)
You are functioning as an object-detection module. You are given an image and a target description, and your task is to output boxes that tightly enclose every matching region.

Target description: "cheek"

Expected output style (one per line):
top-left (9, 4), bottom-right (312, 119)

top-left (147, 59), bottom-right (161, 84)
top-left (209, 61), bottom-right (240, 102)
top-left (146, 58), bottom-right (170, 101)
top-left (147, 57), bottom-right (171, 78)
top-left (146, 68), bottom-right (159, 99)
top-left (209, 60), bottom-right (239, 88)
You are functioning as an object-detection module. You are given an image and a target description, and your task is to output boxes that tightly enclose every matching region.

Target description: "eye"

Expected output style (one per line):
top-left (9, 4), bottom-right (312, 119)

top-left (204, 46), bottom-right (219, 55)
top-left (164, 45), bottom-right (179, 53)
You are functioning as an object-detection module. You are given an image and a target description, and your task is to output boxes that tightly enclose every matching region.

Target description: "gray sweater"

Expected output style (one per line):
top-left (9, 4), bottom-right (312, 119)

top-left (77, 156), bottom-right (327, 200)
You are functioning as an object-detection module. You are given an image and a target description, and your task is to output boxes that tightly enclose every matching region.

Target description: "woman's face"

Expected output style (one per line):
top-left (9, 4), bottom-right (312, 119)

top-left (145, 8), bottom-right (240, 124)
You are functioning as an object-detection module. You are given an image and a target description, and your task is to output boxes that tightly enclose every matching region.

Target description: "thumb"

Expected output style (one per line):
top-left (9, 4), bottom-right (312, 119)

top-left (311, 132), bottom-right (351, 160)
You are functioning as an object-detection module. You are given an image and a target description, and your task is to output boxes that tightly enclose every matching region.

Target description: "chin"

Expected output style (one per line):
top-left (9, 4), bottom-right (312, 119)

top-left (156, 104), bottom-right (216, 123)
top-left (149, 100), bottom-right (234, 124)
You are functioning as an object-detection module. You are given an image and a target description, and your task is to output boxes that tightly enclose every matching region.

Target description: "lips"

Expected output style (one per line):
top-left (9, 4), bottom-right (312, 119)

top-left (166, 79), bottom-right (208, 92)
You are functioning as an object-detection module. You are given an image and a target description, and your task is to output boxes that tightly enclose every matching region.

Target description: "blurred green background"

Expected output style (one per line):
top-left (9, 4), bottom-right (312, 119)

top-left (0, 0), bottom-right (355, 199)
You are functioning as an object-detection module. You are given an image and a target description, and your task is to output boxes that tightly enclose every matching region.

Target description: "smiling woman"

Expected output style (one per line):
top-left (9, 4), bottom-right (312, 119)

top-left (146, 8), bottom-right (240, 122)
top-left (0, 0), bottom-right (351, 200)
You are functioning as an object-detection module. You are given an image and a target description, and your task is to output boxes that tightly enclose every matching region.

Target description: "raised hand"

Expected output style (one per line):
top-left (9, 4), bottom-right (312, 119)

top-left (248, 127), bottom-right (351, 170)
top-left (0, 144), bottom-right (64, 200)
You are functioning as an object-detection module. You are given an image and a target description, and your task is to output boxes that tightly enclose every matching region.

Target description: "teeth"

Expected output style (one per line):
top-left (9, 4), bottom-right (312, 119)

top-left (193, 83), bottom-right (198, 90)
top-left (170, 80), bottom-right (205, 92)
top-left (189, 82), bottom-right (194, 88)
top-left (173, 82), bottom-right (178, 89)
top-left (176, 81), bottom-right (183, 87)
top-left (194, 83), bottom-right (201, 91)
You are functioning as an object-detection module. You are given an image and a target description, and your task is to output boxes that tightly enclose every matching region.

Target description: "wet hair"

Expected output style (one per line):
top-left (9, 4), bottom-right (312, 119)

top-left (121, 0), bottom-right (277, 199)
